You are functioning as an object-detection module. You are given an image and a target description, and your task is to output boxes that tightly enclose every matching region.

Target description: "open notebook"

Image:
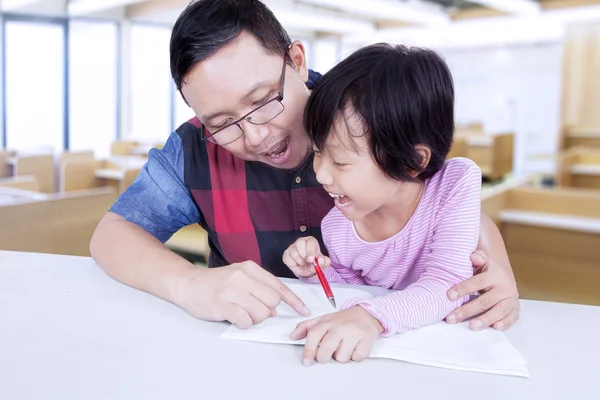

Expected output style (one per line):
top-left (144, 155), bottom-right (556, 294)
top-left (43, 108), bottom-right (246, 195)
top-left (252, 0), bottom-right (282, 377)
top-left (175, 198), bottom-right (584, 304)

top-left (221, 282), bottom-right (529, 378)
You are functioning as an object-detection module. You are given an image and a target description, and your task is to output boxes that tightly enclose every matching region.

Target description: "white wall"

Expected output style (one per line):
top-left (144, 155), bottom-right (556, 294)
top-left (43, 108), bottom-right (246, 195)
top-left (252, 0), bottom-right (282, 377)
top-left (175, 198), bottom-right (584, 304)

top-left (442, 41), bottom-right (564, 175)
top-left (311, 37), bottom-right (340, 74)
top-left (340, 39), bottom-right (565, 176)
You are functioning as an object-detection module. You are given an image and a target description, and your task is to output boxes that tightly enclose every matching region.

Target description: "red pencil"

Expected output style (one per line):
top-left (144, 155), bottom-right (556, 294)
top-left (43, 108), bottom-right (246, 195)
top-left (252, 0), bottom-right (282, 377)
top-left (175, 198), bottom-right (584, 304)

top-left (313, 258), bottom-right (336, 308)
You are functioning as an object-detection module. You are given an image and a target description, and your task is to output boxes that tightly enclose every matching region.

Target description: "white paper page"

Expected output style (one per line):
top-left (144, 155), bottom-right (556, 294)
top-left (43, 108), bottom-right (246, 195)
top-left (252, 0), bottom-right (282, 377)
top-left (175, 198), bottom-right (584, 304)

top-left (221, 282), bottom-right (529, 378)
top-left (222, 283), bottom-right (373, 344)
top-left (371, 321), bottom-right (529, 377)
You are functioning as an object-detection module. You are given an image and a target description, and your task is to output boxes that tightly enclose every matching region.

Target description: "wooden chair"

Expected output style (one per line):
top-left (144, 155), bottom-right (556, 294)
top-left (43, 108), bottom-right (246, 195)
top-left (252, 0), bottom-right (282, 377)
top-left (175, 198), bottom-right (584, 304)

top-left (60, 157), bottom-right (145, 194)
top-left (10, 154), bottom-right (55, 193)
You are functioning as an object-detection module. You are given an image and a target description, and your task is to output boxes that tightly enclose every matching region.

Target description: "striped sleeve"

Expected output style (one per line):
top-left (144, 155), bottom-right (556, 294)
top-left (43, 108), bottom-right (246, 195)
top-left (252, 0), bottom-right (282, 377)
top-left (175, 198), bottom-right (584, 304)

top-left (347, 160), bottom-right (481, 336)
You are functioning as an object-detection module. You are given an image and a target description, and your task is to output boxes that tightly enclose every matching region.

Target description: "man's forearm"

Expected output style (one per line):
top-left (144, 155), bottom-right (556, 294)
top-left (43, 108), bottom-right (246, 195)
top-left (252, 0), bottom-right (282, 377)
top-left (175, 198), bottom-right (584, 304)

top-left (90, 212), bottom-right (202, 306)
top-left (477, 212), bottom-right (514, 278)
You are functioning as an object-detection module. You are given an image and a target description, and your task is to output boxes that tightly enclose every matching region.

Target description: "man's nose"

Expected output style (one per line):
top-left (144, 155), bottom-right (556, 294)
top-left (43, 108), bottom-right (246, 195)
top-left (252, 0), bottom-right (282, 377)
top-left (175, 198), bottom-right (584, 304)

top-left (242, 120), bottom-right (270, 149)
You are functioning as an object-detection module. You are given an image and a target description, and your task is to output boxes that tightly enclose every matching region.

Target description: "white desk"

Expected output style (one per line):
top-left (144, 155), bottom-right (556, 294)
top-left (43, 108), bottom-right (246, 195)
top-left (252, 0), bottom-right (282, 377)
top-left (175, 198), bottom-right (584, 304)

top-left (1, 251), bottom-right (599, 400)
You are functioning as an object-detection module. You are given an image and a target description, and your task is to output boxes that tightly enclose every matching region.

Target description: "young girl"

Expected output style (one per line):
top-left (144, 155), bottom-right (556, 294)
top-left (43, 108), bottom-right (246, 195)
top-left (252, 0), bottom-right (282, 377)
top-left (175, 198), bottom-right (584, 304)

top-left (282, 43), bottom-right (481, 366)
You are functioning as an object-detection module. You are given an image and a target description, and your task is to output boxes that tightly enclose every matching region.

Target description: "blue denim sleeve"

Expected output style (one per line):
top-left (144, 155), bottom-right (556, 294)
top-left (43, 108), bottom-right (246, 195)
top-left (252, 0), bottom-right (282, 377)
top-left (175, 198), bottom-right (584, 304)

top-left (109, 132), bottom-right (200, 243)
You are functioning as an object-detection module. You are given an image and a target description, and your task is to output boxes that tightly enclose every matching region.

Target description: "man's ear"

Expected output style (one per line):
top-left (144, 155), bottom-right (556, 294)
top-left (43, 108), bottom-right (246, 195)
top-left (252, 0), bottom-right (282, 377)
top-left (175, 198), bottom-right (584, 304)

top-left (410, 145), bottom-right (432, 178)
top-left (288, 40), bottom-right (309, 82)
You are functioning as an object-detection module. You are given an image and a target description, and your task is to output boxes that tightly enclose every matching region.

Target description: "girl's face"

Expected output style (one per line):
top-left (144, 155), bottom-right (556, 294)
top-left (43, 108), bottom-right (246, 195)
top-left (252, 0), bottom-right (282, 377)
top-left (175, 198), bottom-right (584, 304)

top-left (312, 111), bottom-right (405, 222)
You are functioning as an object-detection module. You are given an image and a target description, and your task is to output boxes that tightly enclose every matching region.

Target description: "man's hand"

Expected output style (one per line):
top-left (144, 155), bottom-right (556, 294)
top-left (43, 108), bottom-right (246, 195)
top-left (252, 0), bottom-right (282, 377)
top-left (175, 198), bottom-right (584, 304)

top-left (289, 306), bottom-right (384, 366)
top-left (174, 261), bottom-right (311, 329)
top-left (446, 250), bottom-right (520, 331)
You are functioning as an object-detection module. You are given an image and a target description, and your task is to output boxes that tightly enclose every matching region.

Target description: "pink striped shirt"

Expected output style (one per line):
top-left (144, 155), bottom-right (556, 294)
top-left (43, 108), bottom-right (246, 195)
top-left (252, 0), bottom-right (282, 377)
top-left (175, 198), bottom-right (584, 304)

top-left (304, 157), bottom-right (481, 336)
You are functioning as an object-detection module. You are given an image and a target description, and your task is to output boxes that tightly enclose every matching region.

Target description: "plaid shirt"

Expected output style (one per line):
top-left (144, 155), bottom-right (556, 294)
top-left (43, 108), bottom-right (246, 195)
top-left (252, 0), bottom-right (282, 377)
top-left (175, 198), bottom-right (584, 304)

top-left (110, 70), bottom-right (334, 278)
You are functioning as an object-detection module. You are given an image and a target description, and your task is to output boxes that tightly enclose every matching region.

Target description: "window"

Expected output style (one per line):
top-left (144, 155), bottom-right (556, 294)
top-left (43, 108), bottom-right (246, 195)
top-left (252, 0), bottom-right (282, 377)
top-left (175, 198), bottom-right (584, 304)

top-left (173, 85), bottom-right (193, 130)
top-left (4, 20), bottom-right (65, 153)
top-left (68, 20), bottom-right (118, 158)
top-left (129, 24), bottom-right (172, 143)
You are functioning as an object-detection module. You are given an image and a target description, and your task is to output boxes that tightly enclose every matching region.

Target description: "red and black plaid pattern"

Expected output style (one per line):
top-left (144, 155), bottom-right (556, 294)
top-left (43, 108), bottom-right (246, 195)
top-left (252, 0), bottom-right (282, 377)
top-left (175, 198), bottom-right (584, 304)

top-left (180, 118), bottom-right (334, 278)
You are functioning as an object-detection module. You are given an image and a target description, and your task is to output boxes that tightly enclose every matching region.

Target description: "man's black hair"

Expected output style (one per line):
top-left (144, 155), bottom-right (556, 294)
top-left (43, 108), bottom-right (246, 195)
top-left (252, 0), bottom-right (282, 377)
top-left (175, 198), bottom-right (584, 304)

top-left (170, 0), bottom-right (292, 93)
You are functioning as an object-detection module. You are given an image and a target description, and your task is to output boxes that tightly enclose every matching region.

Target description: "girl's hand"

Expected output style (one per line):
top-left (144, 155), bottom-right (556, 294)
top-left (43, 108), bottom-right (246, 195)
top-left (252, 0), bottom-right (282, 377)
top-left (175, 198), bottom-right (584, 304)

top-left (289, 306), bottom-right (384, 366)
top-left (282, 236), bottom-right (331, 278)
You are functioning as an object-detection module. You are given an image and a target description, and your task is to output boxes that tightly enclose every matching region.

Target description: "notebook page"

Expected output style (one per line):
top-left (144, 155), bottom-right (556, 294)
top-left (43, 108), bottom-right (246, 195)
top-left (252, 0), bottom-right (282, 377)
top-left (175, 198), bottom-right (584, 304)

top-left (221, 282), bottom-right (529, 377)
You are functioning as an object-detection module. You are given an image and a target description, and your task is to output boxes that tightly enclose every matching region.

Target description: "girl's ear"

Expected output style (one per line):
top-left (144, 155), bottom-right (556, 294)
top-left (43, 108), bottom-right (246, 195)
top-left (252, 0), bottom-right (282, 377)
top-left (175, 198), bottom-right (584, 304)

top-left (409, 145), bottom-right (432, 178)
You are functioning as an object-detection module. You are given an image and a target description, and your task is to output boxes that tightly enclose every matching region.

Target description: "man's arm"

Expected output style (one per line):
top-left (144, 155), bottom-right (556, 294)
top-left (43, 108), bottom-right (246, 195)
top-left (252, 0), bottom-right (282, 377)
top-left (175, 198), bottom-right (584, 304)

top-left (445, 213), bottom-right (520, 331)
top-left (90, 132), bottom-right (309, 329)
top-left (91, 211), bottom-right (201, 308)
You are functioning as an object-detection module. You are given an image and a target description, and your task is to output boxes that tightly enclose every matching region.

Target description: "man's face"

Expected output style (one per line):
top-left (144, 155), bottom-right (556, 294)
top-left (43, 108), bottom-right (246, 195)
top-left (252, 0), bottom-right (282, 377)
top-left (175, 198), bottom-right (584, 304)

top-left (181, 31), bottom-right (312, 169)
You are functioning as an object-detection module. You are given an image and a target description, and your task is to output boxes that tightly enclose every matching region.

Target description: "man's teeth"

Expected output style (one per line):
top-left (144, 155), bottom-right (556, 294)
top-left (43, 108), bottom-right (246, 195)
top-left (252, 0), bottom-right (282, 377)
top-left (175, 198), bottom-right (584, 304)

top-left (267, 141), bottom-right (287, 157)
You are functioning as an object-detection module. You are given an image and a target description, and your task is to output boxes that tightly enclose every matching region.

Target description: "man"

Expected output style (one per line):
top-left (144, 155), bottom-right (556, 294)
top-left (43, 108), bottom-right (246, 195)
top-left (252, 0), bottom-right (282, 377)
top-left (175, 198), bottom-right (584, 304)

top-left (90, 0), bottom-right (519, 334)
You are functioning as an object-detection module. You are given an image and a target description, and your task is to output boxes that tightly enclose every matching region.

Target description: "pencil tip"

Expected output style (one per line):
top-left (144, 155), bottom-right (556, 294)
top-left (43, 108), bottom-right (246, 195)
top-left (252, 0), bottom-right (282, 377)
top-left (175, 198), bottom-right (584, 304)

top-left (329, 298), bottom-right (336, 308)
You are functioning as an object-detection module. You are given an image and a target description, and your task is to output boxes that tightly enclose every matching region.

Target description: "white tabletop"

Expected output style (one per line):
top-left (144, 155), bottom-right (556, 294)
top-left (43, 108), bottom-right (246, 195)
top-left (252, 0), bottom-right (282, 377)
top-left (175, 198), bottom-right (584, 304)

top-left (1, 251), bottom-right (599, 400)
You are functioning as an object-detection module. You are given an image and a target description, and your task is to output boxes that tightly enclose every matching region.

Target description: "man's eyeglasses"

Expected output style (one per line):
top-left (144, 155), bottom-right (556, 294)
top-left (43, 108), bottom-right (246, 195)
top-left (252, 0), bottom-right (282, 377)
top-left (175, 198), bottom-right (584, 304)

top-left (201, 54), bottom-right (289, 145)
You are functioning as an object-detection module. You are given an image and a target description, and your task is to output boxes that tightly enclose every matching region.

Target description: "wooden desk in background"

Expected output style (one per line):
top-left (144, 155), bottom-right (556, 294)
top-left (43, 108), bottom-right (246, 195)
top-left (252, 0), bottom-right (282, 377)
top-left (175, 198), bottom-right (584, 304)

top-left (453, 131), bottom-right (514, 180)
top-left (562, 126), bottom-right (600, 149)
top-left (558, 147), bottom-right (600, 190)
top-left (0, 187), bottom-right (117, 256)
top-left (60, 157), bottom-right (145, 194)
top-left (0, 175), bottom-right (39, 191)
top-left (482, 185), bottom-right (600, 306)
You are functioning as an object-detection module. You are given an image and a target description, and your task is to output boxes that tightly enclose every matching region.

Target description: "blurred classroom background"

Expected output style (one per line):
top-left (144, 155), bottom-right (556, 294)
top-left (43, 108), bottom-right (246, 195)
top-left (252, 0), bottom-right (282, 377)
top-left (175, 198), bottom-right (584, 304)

top-left (1, 0), bottom-right (599, 306)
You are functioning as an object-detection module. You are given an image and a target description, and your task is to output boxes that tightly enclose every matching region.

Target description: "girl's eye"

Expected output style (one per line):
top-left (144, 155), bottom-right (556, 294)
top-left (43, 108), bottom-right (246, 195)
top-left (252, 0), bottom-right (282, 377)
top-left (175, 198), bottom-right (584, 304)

top-left (333, 161), bottom-right (347, 167)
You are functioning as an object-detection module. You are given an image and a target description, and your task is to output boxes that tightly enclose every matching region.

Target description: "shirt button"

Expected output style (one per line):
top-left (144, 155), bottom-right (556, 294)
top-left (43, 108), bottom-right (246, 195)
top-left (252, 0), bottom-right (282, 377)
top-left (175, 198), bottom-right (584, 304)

top-left (295, 176), bottom-right (302, 184)
top-left (299, 225), bottom-right (307, 232)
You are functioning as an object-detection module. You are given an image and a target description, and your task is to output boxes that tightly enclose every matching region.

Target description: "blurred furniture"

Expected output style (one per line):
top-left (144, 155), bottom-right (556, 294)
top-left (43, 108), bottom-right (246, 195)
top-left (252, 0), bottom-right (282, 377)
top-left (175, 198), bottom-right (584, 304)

top-left (0, 175), bottom-right (39, 191)
top-left (559, 22), bottom-right (600, 150)
top-left (455, 122), bottom-right (484, 135)
top-left (60, 156), bottom-right (145, 194)
top-left (483, 185), bottom-right (600, 306)
top-left (111, 140), bottom-right (165, 157)
top-left (0, 150), bottom-right (15, 178)
top-left (5, 153), bottom-right (55, 193)
top-left (560, 126), bottom-right (600, 150)
top-left (111, 140), bottom-right (140, 156)
top-left (557, 147), bottom-right (600, 190)
top-left (447, 136), bottom-right (468, 159)
top-left (166, 224), bottom-right (210, 261)
top-left (0, 185), bottom-right (46, 207)
top-left (59, 150), bottom-right (95, 165)
top-left (455, 131), bottom-right (514, 180)
top-left (0, 186), bottom-right (117, 256)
